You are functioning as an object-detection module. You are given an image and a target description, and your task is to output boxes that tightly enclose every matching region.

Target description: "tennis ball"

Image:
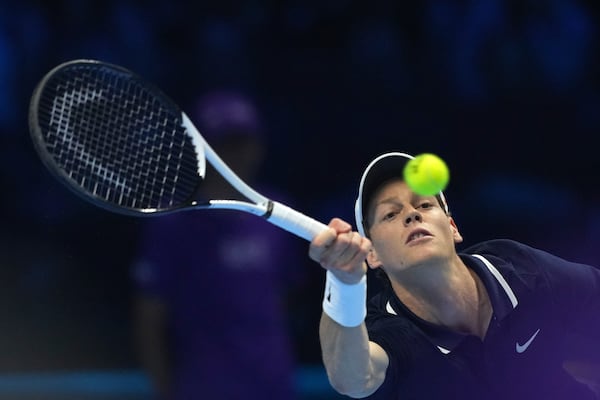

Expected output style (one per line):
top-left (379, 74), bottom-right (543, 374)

top-left (403, 153), bottom-right (449, 196)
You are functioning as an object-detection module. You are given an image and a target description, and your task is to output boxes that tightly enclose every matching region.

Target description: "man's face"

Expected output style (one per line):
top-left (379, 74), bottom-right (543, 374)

top-left (365, 178), bottom-right (462, 276)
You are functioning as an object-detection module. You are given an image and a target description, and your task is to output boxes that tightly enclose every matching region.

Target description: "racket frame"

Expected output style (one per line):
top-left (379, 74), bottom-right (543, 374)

top-left (29, 59), bottom-right (328, 241)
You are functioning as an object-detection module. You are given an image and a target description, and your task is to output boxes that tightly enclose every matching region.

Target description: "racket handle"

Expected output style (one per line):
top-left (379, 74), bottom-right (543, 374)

top-left (268, 201), bottom-right (329, 241)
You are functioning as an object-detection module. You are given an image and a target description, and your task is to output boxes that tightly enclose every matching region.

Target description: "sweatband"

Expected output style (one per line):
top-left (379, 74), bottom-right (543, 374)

top-left (322, 270), bottom-right (367, 327)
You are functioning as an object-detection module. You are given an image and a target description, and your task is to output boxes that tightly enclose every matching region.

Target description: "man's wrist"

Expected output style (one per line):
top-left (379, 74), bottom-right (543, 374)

top-left (322, 270), bottom-right (367, 327)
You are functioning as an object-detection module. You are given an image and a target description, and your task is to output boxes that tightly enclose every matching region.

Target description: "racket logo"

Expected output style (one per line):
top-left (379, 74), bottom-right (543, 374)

top-left (50, 87), bottom-right (131, 195)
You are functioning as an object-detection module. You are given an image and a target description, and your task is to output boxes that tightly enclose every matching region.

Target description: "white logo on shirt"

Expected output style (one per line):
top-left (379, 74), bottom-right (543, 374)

top-left (516, 328), bottom-right (540, 353)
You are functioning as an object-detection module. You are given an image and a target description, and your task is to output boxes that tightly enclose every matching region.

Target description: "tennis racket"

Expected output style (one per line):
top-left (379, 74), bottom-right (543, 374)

top-left (28, 59), bottom-right (328, 241)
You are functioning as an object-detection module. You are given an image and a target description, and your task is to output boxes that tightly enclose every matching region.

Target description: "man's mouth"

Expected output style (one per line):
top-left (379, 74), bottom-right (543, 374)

top-left (406, 229), bottom-right (432, 244)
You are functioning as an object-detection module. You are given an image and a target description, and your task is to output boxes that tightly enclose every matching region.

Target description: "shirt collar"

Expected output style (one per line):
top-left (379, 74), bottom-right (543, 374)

top-left (463, 253), bottom-right (518, 320)
top-left (384, 253), bottom-right (519, 354)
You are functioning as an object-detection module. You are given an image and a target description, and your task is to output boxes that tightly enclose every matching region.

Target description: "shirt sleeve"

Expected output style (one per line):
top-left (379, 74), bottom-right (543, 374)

top-left (364, 297), bottom-right (417, 399)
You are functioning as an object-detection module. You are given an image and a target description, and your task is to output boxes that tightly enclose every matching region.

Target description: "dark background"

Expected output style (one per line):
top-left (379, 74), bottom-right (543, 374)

top-left (1, 0), bottom-right (600, 383)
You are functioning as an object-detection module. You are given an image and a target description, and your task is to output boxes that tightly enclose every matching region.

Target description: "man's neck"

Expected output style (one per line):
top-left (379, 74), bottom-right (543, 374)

top-left (390, 256), bottom-right (492, 339)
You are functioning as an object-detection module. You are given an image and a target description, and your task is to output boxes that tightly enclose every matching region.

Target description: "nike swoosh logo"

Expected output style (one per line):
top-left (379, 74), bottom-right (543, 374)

top-left (516, 328), bottom-right (540, 353)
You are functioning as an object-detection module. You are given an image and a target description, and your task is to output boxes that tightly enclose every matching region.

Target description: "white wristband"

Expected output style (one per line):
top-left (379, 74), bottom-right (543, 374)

top-left (322, 270), bottom-right (367, 327)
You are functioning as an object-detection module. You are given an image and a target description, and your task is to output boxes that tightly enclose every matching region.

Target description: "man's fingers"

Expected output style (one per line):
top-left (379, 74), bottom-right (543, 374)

top-left (329, 217), bottom-right (352, 233)
top-left (317, 232), bottom-right (370, 269)
top-left (309, 219), bottom-right (371, 283)
top-left (309, 227), bottom-right (338, 262)
top-left (336, 232), bottom-right (368, 266)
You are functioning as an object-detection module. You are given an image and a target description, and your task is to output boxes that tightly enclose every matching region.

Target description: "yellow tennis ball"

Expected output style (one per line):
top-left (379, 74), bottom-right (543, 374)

top-left (403, 153), bottom-right (449, 196)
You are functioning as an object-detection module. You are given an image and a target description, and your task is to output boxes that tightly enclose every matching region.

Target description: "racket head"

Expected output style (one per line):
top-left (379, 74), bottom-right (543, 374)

top-left (29, 59), bottom-right (206, 216)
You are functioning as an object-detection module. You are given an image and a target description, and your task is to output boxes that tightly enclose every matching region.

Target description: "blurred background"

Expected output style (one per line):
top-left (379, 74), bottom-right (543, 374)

top-left (2, 0), bottom-right (600, 398)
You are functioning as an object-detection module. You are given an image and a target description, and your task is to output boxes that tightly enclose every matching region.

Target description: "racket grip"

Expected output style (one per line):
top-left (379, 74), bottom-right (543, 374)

top-left (267, 201), bottom-right (329, 241)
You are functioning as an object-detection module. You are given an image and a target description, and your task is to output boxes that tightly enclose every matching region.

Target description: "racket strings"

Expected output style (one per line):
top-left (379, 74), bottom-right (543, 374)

top-left (36, 65), bottom-right (201, 211)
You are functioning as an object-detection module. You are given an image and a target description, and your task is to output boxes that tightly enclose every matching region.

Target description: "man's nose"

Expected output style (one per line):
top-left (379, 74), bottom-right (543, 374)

top-left (404, 210), bottom-right (422, 226)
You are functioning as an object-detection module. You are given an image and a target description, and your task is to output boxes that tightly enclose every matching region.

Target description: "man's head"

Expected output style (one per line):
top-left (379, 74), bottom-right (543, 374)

top-left (354, 152), bottom-right (449, 238)
top-left (354, 152), bottom-right (461, 276)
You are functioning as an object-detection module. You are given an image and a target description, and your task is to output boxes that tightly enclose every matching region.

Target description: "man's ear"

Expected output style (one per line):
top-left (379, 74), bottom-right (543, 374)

top-left (449, 216), bottom-right (463, 244)
top-left (367, 248), bottom-right (383, 270)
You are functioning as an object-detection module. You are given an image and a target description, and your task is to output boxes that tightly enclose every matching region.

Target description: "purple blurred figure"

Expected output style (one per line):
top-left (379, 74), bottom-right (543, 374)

top-left (131, 91), bottom-right (302, 400)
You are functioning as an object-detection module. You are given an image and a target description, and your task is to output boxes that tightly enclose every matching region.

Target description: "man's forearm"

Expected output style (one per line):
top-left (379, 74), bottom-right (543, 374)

top-left (319, 312), bottom-right (386, 398)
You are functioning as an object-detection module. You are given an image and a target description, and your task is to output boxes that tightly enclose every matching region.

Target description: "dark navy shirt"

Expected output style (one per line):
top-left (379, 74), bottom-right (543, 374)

top-left (365, 239), bottom-right (600, 400)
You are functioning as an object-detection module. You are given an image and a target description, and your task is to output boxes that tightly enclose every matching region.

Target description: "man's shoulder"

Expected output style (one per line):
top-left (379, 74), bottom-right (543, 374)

top-left (461, 239), bottom-right (542, 267)
top-left (460, 239), bottom-right (552, 285)
top-left (461, 238), bottom-right (532, 255)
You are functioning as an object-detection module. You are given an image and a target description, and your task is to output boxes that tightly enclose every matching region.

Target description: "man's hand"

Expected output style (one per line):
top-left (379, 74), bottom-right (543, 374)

top-left (309, 218), bottom-right (371, 284)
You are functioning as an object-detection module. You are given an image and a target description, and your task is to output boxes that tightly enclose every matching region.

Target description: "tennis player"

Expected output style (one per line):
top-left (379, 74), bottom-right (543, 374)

top-left (309, 152), bottom-right (600, 399)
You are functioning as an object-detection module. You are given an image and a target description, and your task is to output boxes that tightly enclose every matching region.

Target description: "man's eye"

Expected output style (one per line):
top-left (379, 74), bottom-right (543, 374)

top-left (419, 202), bottom-right (433, 209)
top-left (382, 211), bottom-right (398, 221)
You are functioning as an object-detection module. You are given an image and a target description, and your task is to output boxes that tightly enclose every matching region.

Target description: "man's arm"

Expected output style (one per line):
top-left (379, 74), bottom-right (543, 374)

top-left (310, 218), bottom-right (388, 398)
top-left (320, 313), bottom-right (389, 398)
